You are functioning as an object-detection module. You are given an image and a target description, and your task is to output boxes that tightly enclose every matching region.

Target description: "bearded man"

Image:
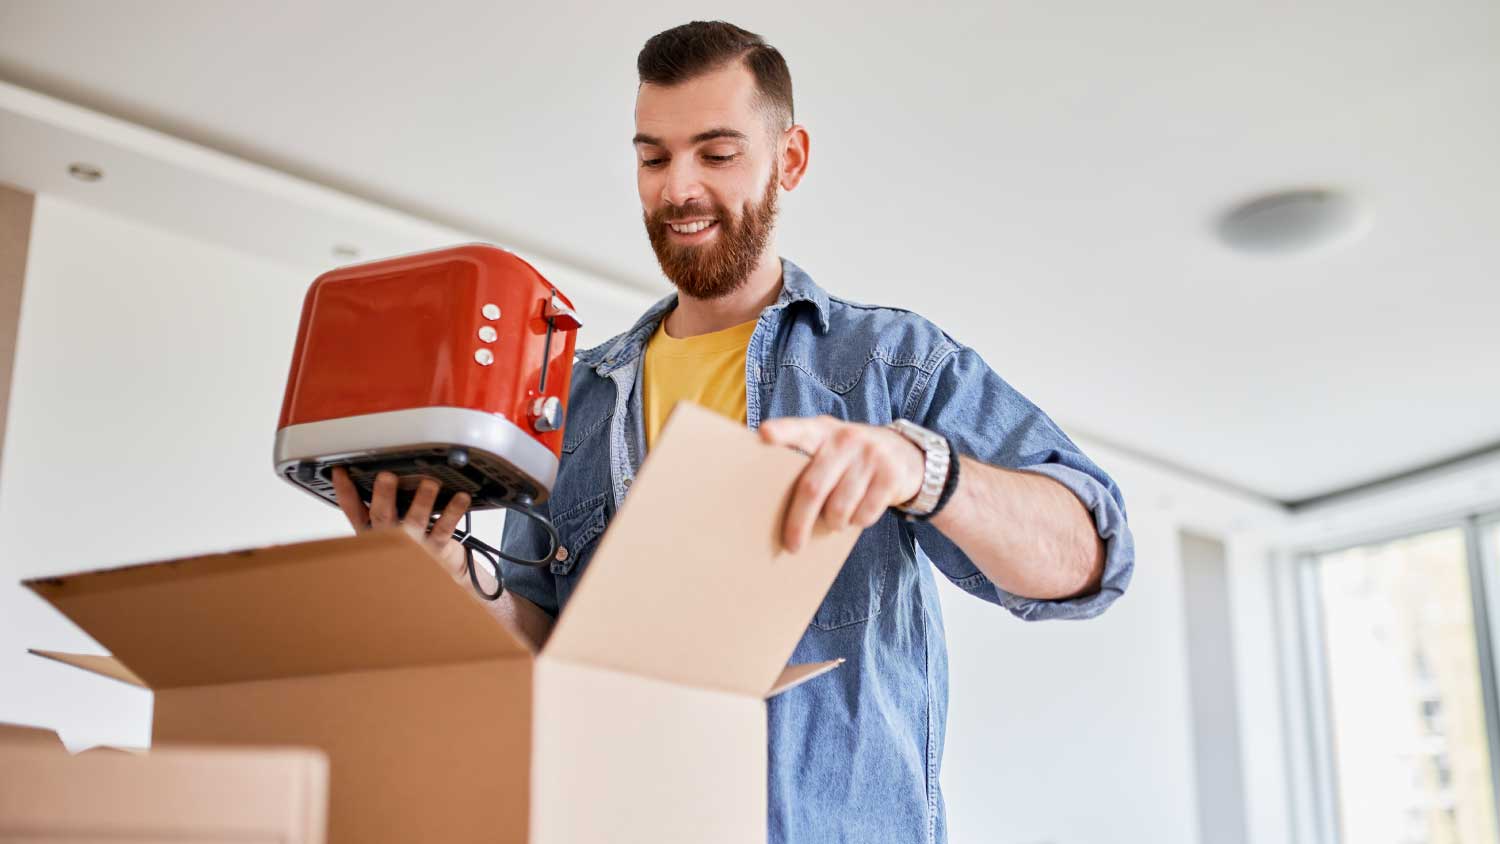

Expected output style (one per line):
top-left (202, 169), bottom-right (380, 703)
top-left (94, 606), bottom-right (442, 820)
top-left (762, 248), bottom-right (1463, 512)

top-left (336, 20), bottom-right (1135, 844)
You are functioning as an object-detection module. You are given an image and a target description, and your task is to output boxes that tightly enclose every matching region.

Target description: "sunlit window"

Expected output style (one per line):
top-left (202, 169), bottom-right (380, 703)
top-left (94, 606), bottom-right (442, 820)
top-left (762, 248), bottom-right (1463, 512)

top-left (1312, 526), bottom-right (1498, 844)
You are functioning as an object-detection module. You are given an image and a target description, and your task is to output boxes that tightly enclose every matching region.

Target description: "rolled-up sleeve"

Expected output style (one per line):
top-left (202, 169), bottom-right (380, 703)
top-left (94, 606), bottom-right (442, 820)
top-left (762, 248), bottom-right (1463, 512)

top-left (904, 341), bottom-right (1134, 621)
top-left (498, 504), bottom-right (560, 618)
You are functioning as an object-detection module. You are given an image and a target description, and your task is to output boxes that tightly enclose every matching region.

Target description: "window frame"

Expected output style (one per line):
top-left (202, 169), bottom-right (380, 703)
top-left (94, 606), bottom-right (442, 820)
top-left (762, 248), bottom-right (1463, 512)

top-left (1288, 510), bottom-right (1500, 843)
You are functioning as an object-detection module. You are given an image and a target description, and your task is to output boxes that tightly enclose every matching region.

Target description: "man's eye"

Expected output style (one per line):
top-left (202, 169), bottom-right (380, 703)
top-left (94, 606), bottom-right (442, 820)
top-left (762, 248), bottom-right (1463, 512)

top-left (705, 154), bottom-right (737, 164)
top-left (641, 159), bottom-right (666, 168)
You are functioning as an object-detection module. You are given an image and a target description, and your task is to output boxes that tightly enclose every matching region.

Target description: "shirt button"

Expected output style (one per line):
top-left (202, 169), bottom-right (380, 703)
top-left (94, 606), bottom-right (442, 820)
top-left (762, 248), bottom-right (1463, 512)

top-left (555, 545), bottom-right (569, 562)
top-left (623, 476), bottom-right (633, 488)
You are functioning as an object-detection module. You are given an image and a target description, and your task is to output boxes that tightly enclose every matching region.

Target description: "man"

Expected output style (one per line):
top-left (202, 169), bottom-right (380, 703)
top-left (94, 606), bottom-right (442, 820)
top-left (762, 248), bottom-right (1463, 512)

top-left (334, 20), bottom-right (1133, 843)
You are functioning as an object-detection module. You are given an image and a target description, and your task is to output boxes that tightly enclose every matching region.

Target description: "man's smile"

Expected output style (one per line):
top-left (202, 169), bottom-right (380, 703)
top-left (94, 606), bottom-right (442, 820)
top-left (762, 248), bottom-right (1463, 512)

top-left (668, 218), bottom-right (720, 240)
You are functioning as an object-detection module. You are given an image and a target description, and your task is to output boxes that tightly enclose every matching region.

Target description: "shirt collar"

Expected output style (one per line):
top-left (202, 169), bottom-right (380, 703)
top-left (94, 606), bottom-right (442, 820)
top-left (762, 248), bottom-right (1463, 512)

top-left (774, 257), bottom-right (832, 333)
top-left (577, 256), bottom-right (830, 376)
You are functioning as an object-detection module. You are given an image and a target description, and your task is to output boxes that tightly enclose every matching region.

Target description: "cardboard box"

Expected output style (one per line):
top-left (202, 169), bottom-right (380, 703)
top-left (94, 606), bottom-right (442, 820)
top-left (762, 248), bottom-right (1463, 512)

top-left (0, 741), bottom-right (328, 842)
top-left (25, 404), bottom-right (861, 843)
top-left (0, 721), bottom-right (66, 749)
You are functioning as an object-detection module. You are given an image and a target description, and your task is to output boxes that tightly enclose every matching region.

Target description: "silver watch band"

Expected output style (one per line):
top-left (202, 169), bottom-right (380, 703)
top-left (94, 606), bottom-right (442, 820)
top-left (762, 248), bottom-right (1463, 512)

top-left (887, 419), bottom-right (950, 517)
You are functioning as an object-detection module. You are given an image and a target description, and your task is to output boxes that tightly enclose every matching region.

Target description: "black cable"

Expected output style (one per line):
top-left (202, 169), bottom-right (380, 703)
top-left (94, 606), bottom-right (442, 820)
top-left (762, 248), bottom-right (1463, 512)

top-left (449, 496), bottom-right (560, 601)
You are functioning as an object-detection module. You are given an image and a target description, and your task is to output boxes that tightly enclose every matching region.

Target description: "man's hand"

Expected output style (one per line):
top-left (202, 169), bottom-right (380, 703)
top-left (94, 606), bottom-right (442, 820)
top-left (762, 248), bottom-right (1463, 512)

top-left (758, 415), bottom-right (925, 552)
top-left (329, 467), bottom-right (472, 579)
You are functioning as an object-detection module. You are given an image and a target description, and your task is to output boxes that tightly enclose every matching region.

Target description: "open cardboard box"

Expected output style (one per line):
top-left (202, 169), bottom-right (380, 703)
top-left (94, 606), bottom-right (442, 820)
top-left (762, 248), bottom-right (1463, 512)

top-left (24, 403), bottom-right (861, 843)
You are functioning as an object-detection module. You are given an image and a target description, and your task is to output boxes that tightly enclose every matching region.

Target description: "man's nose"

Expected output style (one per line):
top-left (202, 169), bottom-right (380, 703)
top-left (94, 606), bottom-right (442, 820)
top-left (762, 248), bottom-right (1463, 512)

top-left (661, 159), bottom-right (705, 208)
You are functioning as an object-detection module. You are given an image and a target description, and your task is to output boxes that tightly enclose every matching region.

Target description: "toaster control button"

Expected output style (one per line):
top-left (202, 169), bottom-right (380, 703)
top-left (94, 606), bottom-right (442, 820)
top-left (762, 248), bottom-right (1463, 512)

top-left (477, 325), bottom-right (498, 343)
top-left (532, 396), bottom-right (563, 432)
top-left (482, 303), bottom-right (501, 320)
top-left (474, 348), bottom-right (495, 365)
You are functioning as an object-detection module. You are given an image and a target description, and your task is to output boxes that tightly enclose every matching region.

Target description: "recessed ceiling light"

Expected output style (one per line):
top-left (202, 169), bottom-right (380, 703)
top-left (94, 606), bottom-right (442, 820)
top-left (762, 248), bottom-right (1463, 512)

top-left (67, 162), bottom-right (103, 182)
top-left (332, 244), bottom-right (361, 259)
top-left (1216, 187), bottom-right (1364, 255)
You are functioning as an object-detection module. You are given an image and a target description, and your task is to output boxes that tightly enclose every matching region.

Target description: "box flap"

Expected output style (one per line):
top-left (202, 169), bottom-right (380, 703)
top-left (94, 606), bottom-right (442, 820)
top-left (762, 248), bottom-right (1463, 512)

top-left (29, 650), bottom-right (148, 688)
top-left (24, 528), bottom-right (531, 689)
top-left (0, 721), bottom-right (66, 747)
top-left (766, 659), bottom-right (844, 699)
top-left (543, 403), bottom-right (862, 697)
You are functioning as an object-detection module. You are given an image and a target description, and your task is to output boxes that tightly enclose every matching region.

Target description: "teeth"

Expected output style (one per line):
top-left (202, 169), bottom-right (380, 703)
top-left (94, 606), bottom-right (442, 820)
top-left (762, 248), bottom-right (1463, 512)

top-left (670, 220), bottom-right (715, 234)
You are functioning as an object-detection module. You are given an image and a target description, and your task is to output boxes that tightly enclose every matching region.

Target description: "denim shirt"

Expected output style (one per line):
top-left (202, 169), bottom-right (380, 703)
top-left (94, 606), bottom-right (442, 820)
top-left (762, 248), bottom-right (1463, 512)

top-left (500, 257), bottom-right (1135, 844)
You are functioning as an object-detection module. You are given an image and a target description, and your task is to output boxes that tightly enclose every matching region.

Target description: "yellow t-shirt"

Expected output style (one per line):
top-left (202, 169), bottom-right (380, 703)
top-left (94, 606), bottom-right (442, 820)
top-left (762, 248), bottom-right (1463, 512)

top-left (642, 315), bottom-right (758, 450)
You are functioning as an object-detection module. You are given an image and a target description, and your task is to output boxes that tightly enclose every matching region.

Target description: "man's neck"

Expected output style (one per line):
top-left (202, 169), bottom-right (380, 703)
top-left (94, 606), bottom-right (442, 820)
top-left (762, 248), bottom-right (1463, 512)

top-left (663, 249), bottom-right (783, 338)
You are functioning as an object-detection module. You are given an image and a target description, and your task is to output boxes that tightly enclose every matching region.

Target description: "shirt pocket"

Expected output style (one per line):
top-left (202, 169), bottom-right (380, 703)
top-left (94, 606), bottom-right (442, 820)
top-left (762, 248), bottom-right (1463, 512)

top-left (548, 491), bottom-right (610, 614)
top-left (809, 525), bottom-right (895, 630)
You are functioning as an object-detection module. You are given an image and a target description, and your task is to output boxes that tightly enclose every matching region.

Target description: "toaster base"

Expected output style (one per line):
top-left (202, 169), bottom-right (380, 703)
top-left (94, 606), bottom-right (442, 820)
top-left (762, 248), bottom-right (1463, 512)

top-left (274, 406), bottom-right (560, 515)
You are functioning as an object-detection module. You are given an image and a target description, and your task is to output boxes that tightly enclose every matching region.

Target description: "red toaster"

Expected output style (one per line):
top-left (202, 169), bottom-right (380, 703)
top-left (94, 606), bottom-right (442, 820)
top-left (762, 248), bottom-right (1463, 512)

top-left (273, 244), bottom-right (582, 523)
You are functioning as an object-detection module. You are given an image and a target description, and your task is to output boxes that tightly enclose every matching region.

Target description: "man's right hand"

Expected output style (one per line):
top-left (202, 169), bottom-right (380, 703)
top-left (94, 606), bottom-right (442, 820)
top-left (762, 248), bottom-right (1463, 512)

top-left (329, 467), bottom-right (472, 581)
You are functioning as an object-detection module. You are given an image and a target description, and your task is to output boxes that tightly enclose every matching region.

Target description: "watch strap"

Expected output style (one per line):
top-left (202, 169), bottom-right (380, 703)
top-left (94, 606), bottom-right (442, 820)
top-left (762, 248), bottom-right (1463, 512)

top-left (888, 419), bottom-right (951, 518)
top-left (906, 434), bottom-right (961, 523)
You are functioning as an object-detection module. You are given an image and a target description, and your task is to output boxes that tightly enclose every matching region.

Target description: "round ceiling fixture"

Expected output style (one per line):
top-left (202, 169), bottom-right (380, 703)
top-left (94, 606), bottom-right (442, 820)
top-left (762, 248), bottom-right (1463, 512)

top-left (1215, 187), bottom-right (1364, 256)
top-left (67, 162), bottom-right (103, 183)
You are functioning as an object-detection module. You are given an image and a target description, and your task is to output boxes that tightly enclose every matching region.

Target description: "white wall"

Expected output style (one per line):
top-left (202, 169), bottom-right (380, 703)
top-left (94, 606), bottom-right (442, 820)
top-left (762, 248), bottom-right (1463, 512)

top-left (1, 194), bottom-right (1298, 842)
top-left (0, 195), bottom-right (334, 748)
top-left (939, 435), bottom-right (1287, 844)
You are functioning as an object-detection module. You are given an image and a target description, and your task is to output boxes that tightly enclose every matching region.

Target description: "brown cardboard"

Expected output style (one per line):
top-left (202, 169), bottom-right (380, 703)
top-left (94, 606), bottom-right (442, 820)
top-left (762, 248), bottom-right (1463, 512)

top-left (545, 403), bottom-right (860, 696)
top-left (156, 659), bottom-right (532, 843)
top-left (767, 657), bottom-right (847, 697)
top-left (0, 183), bottom-right (33, 481)
top-left (26, 402), bottom-right (862, 843)
top-left (30, 649), bottom-right (148, 687)
top-left (0, 721), bottom-right (64, 748)
top-left (26, 526), bottom-right (531, 689)
top-left (0, 742), bottom-right (328, 842)
top-left (531, 659), bottom-right (767, 842)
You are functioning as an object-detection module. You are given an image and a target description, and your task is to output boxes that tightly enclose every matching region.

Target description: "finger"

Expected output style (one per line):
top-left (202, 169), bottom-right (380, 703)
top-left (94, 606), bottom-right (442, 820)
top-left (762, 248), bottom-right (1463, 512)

top-left (784, 443), bottom-right (858, 552)
top-left (853, 471), bottom-right (902, 528)
top-left (403, 478), bottom-right (441, 530)
top-left (427, 493), bottom-right (473, 578)
top-left (759, 415), bottom-right (835, 456)
top-left (428, 491), bottom-right (472, 549)
top-left (822, 458), bottom-right (875, 531)
top-left (329, 466), bottom-right (370, 531)
top-left (369, 471), bottom-right (399, 527)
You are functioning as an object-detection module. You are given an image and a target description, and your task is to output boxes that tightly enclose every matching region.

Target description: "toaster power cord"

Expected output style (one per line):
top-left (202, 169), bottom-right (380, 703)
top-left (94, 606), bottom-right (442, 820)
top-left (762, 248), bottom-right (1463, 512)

top-left (449, 498), bottom-right (560, 601)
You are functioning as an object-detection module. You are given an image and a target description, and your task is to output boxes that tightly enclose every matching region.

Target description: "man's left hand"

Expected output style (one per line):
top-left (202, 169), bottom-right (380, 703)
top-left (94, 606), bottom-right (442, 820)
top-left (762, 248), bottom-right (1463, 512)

top-left (758, 415), bottom-right (926, 552)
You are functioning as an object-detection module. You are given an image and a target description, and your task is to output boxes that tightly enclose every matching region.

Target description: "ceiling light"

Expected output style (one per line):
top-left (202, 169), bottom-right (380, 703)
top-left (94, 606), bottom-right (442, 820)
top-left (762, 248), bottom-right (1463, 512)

top-left (332, 244), bottom-right (360, 259)
top-left (67, 163), bottom-right (103, 182)
top-left (1216, 187), bottom-right (1364, 255)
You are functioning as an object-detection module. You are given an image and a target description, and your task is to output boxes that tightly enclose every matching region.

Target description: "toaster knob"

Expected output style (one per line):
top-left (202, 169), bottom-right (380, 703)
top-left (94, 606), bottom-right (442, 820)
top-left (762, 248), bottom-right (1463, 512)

top-left (531, 396), bottom-right (563, 433)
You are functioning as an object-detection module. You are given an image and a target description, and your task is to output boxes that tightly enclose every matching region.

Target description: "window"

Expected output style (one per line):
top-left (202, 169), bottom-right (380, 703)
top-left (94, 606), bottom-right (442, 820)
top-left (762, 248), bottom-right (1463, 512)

top-left (1306, 524), bottom-right (1499, 844)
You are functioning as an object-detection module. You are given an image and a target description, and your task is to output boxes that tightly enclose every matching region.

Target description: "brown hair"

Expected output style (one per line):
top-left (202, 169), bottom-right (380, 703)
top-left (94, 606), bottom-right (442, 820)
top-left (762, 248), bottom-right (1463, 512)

top-left (637, 21), bottom-right (794, 131)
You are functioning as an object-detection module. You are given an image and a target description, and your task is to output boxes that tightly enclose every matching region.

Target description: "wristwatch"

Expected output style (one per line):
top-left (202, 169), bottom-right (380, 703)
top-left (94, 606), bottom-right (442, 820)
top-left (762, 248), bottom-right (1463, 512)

top-left (886, 418), bottom-right (951, 518)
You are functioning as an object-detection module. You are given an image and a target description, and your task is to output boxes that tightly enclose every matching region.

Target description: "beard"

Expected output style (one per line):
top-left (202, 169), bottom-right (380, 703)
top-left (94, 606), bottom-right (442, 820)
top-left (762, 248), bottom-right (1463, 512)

top-left (643, 165), bottom-right (779, 300)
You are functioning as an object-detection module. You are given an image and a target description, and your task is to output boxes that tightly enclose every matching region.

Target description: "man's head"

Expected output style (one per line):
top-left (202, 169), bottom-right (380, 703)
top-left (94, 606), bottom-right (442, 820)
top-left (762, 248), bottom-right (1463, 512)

top-left (634, 21), bottom-right (809, 300)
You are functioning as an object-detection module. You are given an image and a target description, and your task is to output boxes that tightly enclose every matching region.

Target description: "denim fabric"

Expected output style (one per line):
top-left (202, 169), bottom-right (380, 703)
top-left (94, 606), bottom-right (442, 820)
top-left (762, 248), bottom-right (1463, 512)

top-left (500, 258), bottom-right (1135, 843)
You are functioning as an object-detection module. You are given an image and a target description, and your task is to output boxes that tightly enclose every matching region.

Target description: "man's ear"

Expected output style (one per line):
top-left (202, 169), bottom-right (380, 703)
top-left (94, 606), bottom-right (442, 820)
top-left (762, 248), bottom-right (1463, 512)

top-left (778, 124), bottom-right (810, 191)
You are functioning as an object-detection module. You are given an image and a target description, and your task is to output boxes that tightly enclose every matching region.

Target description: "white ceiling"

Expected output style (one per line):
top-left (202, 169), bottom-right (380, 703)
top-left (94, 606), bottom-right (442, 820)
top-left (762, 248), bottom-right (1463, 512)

top-left (2, 0), bottom-right (1497, 503)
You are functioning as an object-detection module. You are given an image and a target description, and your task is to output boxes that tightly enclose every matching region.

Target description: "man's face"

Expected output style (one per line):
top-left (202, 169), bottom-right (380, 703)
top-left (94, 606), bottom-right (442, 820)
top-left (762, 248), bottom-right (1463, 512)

top-left (635, 61), bottom-right (782, 300)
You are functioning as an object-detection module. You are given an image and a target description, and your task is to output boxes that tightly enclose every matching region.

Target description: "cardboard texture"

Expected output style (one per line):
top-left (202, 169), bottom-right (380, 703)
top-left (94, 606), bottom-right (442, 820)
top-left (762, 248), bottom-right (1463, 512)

top-left (26, 402), bottom-right (862, 843)
top-left (0, 743), bottom-right (328, 842)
